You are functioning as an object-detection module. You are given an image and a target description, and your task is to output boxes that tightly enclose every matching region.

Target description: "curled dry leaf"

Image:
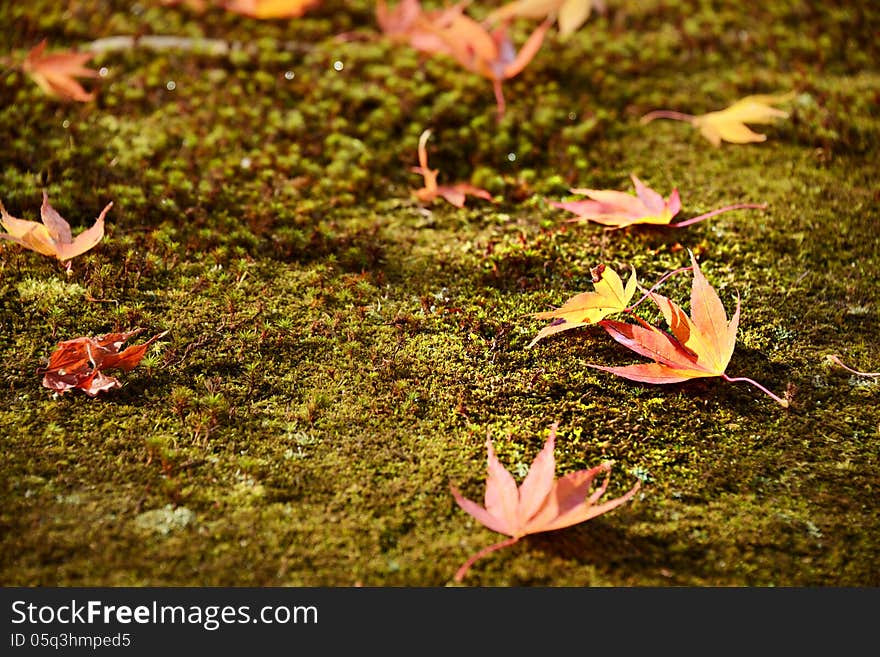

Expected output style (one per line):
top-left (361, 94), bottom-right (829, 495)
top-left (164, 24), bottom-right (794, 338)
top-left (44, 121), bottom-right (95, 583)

top-left (640, 92), bottom-right (794, 147)
top-left (529, 263), bottom-right (637, 347)
top-left (22, 39), bottom-right (99, 102)
top-left (589, 250), bottom-right (789, 407)
top-left (487, 0), bottom-right (603, 39)
top-left (450, 422), bottom-right (641, 582)
top-left (0, 191), bottom-right (111, 264)
top-left (411, 129), bottom-right (492, 208)
top-left (220, 0), bottom-right (320, 18)
top-left (40, 329), bottom-right (169, 397)
top-left (551, 173), bottom-right (766, 229)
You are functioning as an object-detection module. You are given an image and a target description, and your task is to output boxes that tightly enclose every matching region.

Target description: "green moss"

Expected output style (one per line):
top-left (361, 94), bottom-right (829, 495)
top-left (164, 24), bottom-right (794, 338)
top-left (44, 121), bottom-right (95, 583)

top-left (0, 0), bottom-right (878, 586)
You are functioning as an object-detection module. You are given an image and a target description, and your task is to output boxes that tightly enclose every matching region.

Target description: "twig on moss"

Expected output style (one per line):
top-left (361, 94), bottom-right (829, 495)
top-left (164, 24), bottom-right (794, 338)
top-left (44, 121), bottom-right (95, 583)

top-left (81, 35), bottom-right (317, 57)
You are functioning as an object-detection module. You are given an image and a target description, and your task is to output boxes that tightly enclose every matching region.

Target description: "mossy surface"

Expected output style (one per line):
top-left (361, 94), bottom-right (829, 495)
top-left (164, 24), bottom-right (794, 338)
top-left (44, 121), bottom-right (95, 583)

top-left (1, 0), bottom-right (878, 586)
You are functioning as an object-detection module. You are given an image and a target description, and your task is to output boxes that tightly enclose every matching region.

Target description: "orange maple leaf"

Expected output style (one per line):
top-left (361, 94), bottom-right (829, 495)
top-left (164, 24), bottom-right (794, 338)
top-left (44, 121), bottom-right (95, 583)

top-left (39, 329), bottom-right (169, 397)
top-left (451, 422), bottom-right (641, 581)
top-left (640, 93), bottom-right (794, 147)
top-left (589, 250), bottom-right (789, 406)
top-left (0, 191), bottom-right (111, 264)
top-left (376, 0), bottom-right (467, 56)
top-left (221, 0), bottom-right (320, 18)
top-left (427, 14), bottom-right (551, 118)
top-left (551, 174), bottom-right (766, 229)
top-left (411, 129), bottom-right (492, 208)
top-left (21, 39), bottom-right (99, 102)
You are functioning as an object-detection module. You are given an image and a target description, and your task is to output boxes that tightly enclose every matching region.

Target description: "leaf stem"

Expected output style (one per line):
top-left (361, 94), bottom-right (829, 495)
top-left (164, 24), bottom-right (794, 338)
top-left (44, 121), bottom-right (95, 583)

top-left (626, 267), bottom-right (692, 313)
top-left (721, 373), bottom-right (789, 407)
top-left (825, 354), bottom-right (880, 378)
top-left (453, 536), bottom-right (519, 582)
top-left (493, 79), bottom-right (506, 122)
top-left (639, 110), bottom-right (696, 124)
top-left (673, 203), bottom-right (768, 228)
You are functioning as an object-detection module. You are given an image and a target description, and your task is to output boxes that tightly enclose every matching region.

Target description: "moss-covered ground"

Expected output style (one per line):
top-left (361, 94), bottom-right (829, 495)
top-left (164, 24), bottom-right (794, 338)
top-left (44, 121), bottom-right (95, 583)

top-left (1, 0), bottom-right (878, 586)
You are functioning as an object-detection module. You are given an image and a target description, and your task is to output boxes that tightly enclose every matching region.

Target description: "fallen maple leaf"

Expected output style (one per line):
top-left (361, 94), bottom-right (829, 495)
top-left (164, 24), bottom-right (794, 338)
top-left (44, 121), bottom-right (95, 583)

top-left (451, 422), bottom-right (641, 582)
top-left (411, 129), bottom-right (492, 207)
top-left (376, 0), bottom-right (468, 56)
top-left (221, 0), bottom-right (320, 18)
top-left (486, 0), bottom-right (603, 39)
top-left (39, 329), bottom-right (169, 396)
top-left (588, 250), bottom-right (789, 406)
top-left (825, 355), bottom-right (880, 378)
top-left (528, 263), bottom-right (637, 347)
top-left (0, 191), bottom-right (111, 265)
top-left (640, 93), bottom-right (794, 147)
top-left (21, 39), bottom-right (99, 102)
top-left (428, 14), bottom-right (551, 118)
top-left (529, 263), bottom-right (694, 347)
top-left (551, 173), bottom-right (766, 229)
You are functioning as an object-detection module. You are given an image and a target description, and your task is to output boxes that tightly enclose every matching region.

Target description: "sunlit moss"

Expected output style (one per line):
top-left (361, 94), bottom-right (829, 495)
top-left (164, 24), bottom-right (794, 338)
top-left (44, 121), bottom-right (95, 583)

top-left (0, 0), bottom-right (877, 586)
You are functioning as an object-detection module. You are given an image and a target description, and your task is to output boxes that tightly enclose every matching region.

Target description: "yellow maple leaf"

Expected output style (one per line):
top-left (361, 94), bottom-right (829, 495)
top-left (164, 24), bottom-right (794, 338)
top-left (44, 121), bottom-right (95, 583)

top-left (221, 0), bottom-right (320, 19)
top-left (528, 264), bottom-right (637, 347)
top-left (640, 92), bottom-right (794, 147)
top-left (487, 0), bottom-right (598, 39)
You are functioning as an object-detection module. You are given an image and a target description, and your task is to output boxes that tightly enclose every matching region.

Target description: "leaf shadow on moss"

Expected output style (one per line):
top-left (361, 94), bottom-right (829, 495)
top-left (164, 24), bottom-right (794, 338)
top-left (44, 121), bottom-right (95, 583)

top-left (526, 520), bottom-right (720, 586)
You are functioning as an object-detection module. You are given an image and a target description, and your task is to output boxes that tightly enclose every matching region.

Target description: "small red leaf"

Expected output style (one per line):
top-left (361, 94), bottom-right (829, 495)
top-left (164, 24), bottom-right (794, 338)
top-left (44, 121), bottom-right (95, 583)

top-left (39, 329), bottom-right (168, 397)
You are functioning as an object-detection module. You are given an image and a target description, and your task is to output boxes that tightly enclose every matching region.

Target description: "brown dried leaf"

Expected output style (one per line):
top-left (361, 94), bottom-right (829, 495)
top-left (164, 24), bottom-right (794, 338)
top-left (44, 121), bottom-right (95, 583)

top-left (411, 130), bottom-right (492, 207)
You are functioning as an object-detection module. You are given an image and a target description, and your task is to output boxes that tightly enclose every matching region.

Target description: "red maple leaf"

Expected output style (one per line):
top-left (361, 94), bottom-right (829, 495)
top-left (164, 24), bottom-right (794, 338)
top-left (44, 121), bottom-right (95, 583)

top-left (40, 329), bottom-right (169, 396)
